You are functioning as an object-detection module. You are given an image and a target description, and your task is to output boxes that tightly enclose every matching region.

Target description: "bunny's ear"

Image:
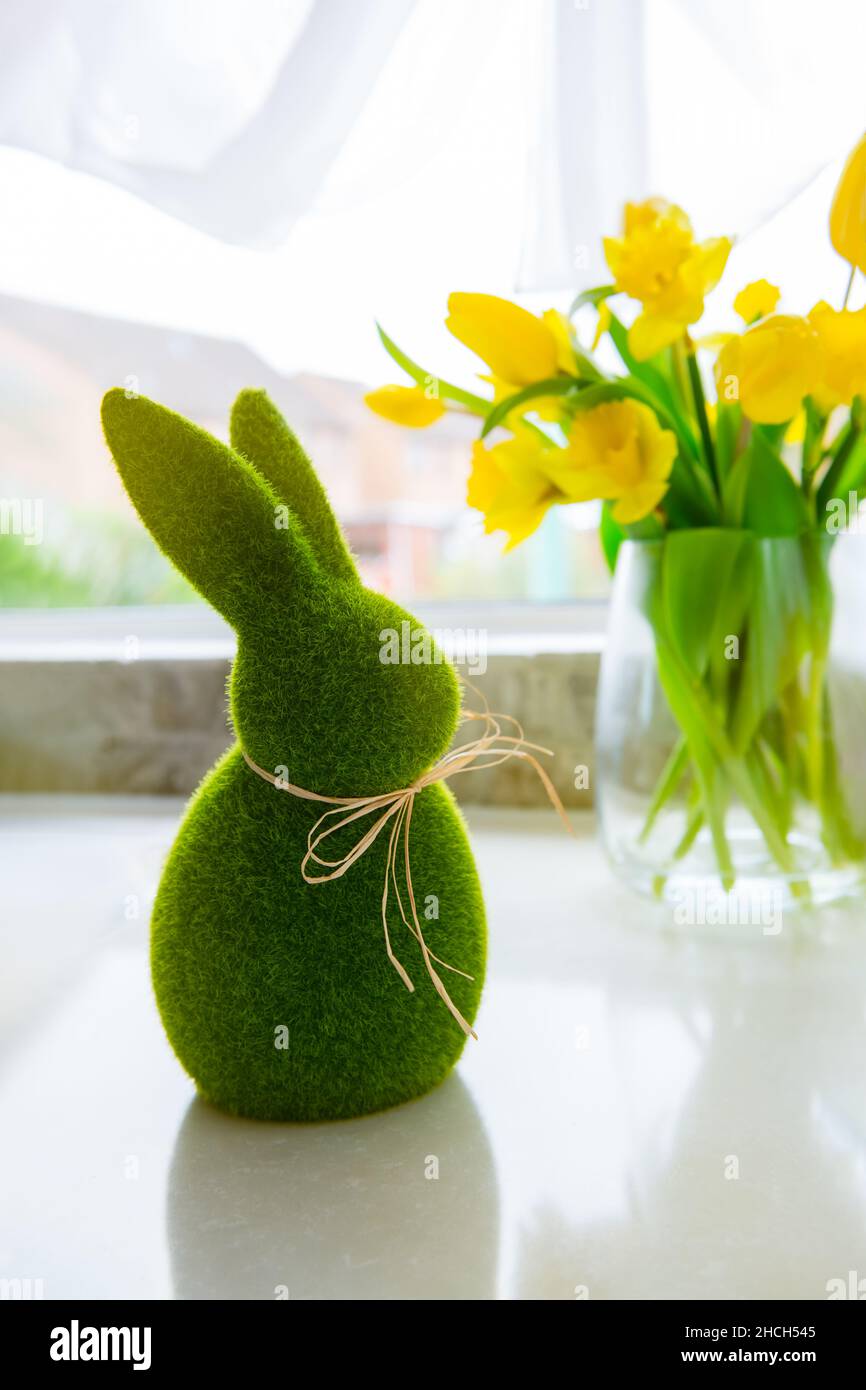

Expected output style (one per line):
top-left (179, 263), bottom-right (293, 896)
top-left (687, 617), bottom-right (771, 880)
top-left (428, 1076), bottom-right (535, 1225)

top-left (230, 389), bottom-right (359, 584)
top-left (102, 389), bottom-right (320, 629)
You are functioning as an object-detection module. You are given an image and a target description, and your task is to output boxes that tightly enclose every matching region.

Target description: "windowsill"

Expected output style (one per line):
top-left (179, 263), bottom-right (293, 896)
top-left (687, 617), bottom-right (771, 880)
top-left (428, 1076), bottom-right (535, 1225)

top-left (0, 602), bottom-right (607, 661)
top-left (0, 604), bottom-right (605, 802)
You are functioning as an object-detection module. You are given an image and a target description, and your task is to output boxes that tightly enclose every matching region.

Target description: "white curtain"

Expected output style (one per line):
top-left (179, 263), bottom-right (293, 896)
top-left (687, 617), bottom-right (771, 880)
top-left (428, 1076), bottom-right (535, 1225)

top-left (518, 0), bottom-right (649, 290)
top-left (519, 0), bottom-right (866, 290)
top-left (0, 0), bottom-right (862, 311)
top-left (0, 0), bottom-right (417, 246)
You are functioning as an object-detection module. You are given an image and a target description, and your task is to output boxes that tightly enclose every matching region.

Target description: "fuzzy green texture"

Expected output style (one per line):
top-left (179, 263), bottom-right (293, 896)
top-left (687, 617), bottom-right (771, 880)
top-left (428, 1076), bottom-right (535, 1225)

top-left (101, 387), bottom-right (486, 1121)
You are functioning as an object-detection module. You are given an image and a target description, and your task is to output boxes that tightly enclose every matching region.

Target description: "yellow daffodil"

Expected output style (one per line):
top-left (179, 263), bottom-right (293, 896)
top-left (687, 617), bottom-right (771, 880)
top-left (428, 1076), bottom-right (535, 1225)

top-left (715, 315), bottom-right (820, 424)
top-left (734, 279), bottom-right (780, 325)
top-left (830, 133), bottom-right (866, 274)
top-left (807, 300), bottom-right (866, 410)
top-left (467, 434), bottom-right (562, 549)
top-left (365, 384), bottom-right (445, 428)
top-left (547, 398), bottom-right (677, 524)
top-left (603, 199), bottom-right (731, 361)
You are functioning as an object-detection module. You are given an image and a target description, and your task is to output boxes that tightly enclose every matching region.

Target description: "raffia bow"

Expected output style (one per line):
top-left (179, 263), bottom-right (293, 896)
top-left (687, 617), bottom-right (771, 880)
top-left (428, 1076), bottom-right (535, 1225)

top-left (242, 687), bottom-right (572, 1038)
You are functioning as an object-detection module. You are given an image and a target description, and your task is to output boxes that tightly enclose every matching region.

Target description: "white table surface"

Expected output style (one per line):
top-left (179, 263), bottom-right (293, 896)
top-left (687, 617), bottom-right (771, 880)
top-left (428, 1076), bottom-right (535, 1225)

top-left (1, 795), bottom-right (865, 1301)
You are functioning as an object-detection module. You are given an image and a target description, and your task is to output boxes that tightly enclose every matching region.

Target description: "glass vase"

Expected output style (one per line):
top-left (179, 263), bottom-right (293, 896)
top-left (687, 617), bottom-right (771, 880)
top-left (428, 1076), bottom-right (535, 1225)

top-left (595, 531), bottom-right (866, 925)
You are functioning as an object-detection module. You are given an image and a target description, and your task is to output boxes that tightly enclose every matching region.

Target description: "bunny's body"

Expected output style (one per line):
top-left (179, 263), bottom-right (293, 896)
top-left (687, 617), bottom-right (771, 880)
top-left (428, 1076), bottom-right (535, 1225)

top-left (102, 388), bottom-right (486, 1122)
top-left (153, 746), bottom-right (484, 1121)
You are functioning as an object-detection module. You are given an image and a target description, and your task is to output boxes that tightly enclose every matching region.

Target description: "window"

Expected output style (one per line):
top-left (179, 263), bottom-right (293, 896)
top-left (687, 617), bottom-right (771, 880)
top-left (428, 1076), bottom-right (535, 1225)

top-left (0, 0), bottom-right (863, 613)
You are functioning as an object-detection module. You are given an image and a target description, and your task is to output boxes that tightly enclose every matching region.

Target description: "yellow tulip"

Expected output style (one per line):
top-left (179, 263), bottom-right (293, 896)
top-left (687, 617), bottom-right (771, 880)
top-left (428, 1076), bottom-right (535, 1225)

top-left (365, 384), bottom-right (445, 428)
top-left (830, 133), bottom-right (866, 274)
top-left (733, 279), bottom-right (780, 325)
top-left (447, 294), bottom-right (578, 426)
top-left (547, 398), bottom-right (677, 524)
top-left (603, 199), bottom-right (731, 361)
top-left (446, 293), bottom-right (562, 386)
top-left (467, 434), bottom-right (562, 550)
top-left (715, 316), bottom-right (820, 424)
top-left (807, 300), bottom-right (866, 410)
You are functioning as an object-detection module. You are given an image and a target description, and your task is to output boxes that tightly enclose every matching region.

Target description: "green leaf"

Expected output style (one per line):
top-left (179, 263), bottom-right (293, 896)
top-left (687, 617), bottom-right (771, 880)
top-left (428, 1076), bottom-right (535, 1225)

top-left (686, 348), bottom-right (720, 497)
top-left (568, 284), bottom-right (617, 316)
top-left (638, 736), bottom-right (690, 844)
top-left (664, 467), bottom-right (720, 528)
top-left (816, 426), bottom-right (866, 517)
top-left (753, 422), bottom-right (789, 452)
top-left (606, 313), bottom-right (683, 423)
top-left (375, 323), bottom-right (490, 414)
top-left (730, 537), bottom-right (815, 752)
top-left (714, 402), bottom-right (742, 488)
top-left (569, 348), bottom-right (604, 382)
top-left (801, 397), bottom-right (827, 489)
top-left (839, 437), bottom-right (866, 497)
top-left (652, 619), bottom-right (799, 880)
top-left (479, 376), bottom-right (585, 438)
top-left (723, 433), bottom-right (810, 534)
top-left (661, 529), bottom-right (751, 679)
top-left (599, 501), bottom-right (625, 573)
top-left (653, 638), bottom-right (735, 889)
top-left (599, 505), bottom-right (665, 574)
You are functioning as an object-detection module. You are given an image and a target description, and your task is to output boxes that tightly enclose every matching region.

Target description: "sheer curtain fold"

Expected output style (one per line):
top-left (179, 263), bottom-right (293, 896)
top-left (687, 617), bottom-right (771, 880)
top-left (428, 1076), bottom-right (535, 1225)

top-left (518, 0), bottom-right (649, 291)
top-left (1, 0), bottom-right (862, 286)
top-left (0, 0), bottom-right (417, 246)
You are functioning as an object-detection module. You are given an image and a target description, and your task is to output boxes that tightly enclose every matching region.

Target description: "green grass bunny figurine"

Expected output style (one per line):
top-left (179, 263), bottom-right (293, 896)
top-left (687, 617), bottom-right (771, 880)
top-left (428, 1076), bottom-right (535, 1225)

top-left (102, 387), bottom-right (486, 1122)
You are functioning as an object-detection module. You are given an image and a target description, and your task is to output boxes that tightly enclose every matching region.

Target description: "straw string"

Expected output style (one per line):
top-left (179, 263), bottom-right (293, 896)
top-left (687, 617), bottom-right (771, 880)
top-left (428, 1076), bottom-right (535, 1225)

top-left (242, 684), bottom-right (572, 1037)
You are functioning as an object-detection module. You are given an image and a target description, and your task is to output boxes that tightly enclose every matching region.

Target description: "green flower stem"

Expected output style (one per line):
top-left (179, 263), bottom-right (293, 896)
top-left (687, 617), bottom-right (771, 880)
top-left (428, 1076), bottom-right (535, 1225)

top-left (638, 735), bottom-right (689, 844)
top-left (651, 801), bottom-right (705, 900)
top-left (753, 737), bottom-right (790, 838)
top-left (375, 322), bottom-right (491, 415)
top-left (655, 633), bottom-right (799, 880)
top-left (815, 417), bottom-right (862, 515)
top-left (673, 803), bottom-right (704, 860)
top-left (760, 730), bottom-right (793, 835)
top-left (685, 345), bottom-right (721, 501)
top-left (636, 535), bottom-right (860, 903)
top-left (670, 339), bottom-right (692, 413)
top-left (804, 652), bottom-right (827, 809)
top-left (800, 399), bottom-right (828, 505)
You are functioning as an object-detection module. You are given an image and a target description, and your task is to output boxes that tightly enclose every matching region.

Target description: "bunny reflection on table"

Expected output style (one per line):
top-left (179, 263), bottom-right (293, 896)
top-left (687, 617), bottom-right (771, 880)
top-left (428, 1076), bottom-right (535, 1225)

top-left (102, 388), bottom-right (486, 1121)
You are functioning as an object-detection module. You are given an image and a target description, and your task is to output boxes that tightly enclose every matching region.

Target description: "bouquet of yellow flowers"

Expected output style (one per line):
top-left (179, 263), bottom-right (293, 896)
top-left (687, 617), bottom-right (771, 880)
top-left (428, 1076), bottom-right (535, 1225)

top-left (366, 136), bottom-right (866, 909)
